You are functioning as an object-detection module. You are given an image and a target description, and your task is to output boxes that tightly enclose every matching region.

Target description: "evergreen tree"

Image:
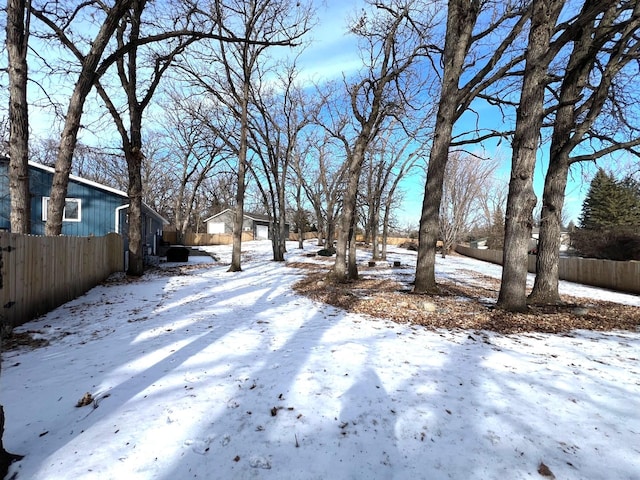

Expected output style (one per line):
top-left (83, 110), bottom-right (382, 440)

top-left (579, 169), bottom-right (640, 229)
top-left (487, 206), bottom-right (505, 250)
top-left (620, 176), bottom-right (640, 226)
top-left (574, 169), bottom-right (640, 260)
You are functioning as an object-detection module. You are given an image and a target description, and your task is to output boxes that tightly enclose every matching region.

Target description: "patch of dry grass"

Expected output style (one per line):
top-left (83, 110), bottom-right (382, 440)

top-left (290, 259), bottom-right (640, 334)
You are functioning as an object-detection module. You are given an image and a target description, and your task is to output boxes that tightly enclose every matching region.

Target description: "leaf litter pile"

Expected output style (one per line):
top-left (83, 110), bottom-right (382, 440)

top-left (290, 257), bottom-right (640, 334)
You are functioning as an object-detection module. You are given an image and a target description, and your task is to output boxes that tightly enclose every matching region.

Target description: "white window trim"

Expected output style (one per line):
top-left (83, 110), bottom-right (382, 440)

top-left (42, 197), bottom-right (82, 223)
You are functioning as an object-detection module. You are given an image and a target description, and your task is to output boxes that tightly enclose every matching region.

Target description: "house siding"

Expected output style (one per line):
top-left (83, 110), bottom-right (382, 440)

top-left (27, 166), bottom-right (126, 236)
top-left (0, 161), bottom-right (126, 235)
top-left (204, 210), bottom-right (251, 234)
top-left (1, 158), bottom-right (166, 256)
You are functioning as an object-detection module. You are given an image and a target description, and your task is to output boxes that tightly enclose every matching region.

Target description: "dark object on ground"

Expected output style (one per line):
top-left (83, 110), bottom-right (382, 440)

top-left (1, 405), bottom-right (24, 479)
top-left (398, 241), bottom-right (418, 251)
top-left (166, 245), bottom-right (189, 262)
top-left (317, 247), bottom-right (336, 257)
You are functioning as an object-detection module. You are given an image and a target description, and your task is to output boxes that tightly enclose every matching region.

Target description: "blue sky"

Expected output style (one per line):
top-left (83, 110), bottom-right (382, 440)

top-left (297, 0), bottom-right (595, 228)
top-left (19, 0), bottom-right (609, 229)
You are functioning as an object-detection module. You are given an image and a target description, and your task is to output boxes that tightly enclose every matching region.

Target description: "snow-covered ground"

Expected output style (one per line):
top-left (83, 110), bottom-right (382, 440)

top-left (2, 240), bottom-right (639, 480)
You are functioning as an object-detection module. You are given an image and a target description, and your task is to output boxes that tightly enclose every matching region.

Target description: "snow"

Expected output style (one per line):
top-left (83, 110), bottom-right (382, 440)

top-left (2, 240), bottom-right (639, 480)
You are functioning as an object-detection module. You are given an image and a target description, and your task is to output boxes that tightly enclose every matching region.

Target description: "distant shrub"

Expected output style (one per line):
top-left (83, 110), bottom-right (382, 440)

top-left (398, 241), bottom-right (418, 251)
top-left (572, 228), bottom-right (640, 261)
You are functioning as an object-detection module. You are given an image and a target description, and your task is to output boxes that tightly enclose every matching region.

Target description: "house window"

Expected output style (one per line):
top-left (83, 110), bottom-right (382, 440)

top-left (42, 197), bottom-right (82, 222)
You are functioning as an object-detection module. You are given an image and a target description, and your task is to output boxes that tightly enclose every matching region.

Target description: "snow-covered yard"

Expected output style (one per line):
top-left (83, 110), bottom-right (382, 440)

top-left (2, 240), bottom-right (639, 479)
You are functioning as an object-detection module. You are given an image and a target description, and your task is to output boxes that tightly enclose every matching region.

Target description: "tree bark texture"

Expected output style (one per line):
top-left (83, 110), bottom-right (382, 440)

top-left (414, 0), bottom-right (479, 292)
top-left (528, 160), bottom-right (568, 304)
top-left (332, 147), bottom-right (364, 280)
top-left (333, 134), bottom-right (369, 280)
top-left (7, 0), bottom-right (31, 234)
top-left (498, 0), bottom-right (563, 311)
top-left (126, 147), bottom-right (145, 276)
top-left (229, 94), bottom-right (249, 272)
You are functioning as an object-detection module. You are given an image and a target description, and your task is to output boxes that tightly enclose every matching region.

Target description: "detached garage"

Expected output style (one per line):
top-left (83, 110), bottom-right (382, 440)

top-left (203, 209), bottom-right (289, 240)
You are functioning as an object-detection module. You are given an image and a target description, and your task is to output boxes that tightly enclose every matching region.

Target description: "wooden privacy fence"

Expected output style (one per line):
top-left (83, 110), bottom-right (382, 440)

top-left (455, 245), bottom-right (640, 295)
top-left (0, 232), bottom-right (124, 328)
top-left (181, 232), bottom-right (254, 246)
top-left (289, 233), bottom-right (419, 246)
top-left (288, 232), bottom-right (319, 241)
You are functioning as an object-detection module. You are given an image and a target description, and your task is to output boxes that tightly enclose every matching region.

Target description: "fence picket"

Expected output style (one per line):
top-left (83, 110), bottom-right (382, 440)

top-left (0, 233), bottom-right (124, 329)
top-left (455, 245), bottom-right (640, 295)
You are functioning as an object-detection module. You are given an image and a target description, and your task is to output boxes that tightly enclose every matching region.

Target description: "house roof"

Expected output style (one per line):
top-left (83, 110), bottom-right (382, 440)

top-left (28, 160), bottom-right (130, 199)
top-left (11, 158), bottom-right (169, 225)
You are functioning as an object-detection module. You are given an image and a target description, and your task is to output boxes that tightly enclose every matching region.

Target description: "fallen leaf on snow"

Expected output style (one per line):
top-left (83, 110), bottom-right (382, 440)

top-left (75, 392), bottom-right (93, 407)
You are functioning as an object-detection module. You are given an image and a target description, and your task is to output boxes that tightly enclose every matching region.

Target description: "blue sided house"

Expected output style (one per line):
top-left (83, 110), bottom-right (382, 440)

top-left (0, 157), bottom-right (168, 260)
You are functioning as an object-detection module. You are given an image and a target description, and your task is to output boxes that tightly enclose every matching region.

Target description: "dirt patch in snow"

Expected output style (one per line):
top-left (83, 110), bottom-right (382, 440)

top-left (290, 263), bottom-right (640, 334)
top-left (2, 331), bottom-right (50, 350)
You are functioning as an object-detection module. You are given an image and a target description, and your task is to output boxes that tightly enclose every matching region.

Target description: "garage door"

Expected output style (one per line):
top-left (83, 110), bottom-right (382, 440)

top-left (256, 225), bottom-right (269, 240)
top-left (208, 222), bottom-right (225, 234)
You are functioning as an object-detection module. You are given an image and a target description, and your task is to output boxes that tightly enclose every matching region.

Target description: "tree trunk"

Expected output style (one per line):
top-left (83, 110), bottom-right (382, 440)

top-left (270, 179), bottom-right (287, 262)
top-left (315, 207), bottom-right (325, 246)
top-left (528, 155), bottom-right (569, 304)
top-left (295, 185), bottom-right (305, 249)
top-left (7, 0), bottom-right (30, 234)
top-left (43, 0), bottom-right (134, 235)
top-left (381, 204), bottom-right (391, 260)
top-left (126, 147), bottom-right (145, 276)
top-left (528, 0), bottom-right (617, 304)
top-left (414, 0), bottom-right (477, 293)
top-left (414, 117), bottom-right (455, 292)
top-left (333, 206), bottom-right (351, 279)
top-left (175, 177), bottom-right (189, 243)
top-left (46, 111), bottom-right (86, 235)
top-left (278, 207), bottom-right (287, 259)
top-left (229, 163), bottom-right (246, 272)
top-left (332, 143), bottom-right (365, 281)
top-left (371, 207), bottom-right (381, 261)
top-left (325, 210), bottom-right (335, 247)
top-left (498, 0), bottom-right (562, 311)
top-left (347, 210), bottom-right (359, 279)
top-left (229, 87), bottom-right (250, 272)
top-left (271, 219), bottom-right (286, 262)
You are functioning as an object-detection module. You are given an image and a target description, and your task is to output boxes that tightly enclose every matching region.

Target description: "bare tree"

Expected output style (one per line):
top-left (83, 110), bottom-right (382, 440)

top-left (84, 0), bottom-right (210, 274)
top-left (529, 1), bottom-right (640, 304)
top-left (286, 125), bottom-right (318, 249)
top-left (6, 0), bottom-right (31, 234)
top-left (294, 133), bottom-right (346, 248)
top-left (497, 0), bottom-right (565, 311)
top-left (439, 152), bottom-right (499, 256)
top-left (248, 62), bottom-right (316, 261)
top-left (330, 0), bottom-right (431, 281)
top-left (177, 0), bottom-right (313, 271)
top-left (361, 119), bottom-right (425, 260)
top-left (498, 0), bottom-right (624, 310)
top-left (157, 91), bottom-right (230, 242)
top-left (414, 0), bottom-right (529, 293)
